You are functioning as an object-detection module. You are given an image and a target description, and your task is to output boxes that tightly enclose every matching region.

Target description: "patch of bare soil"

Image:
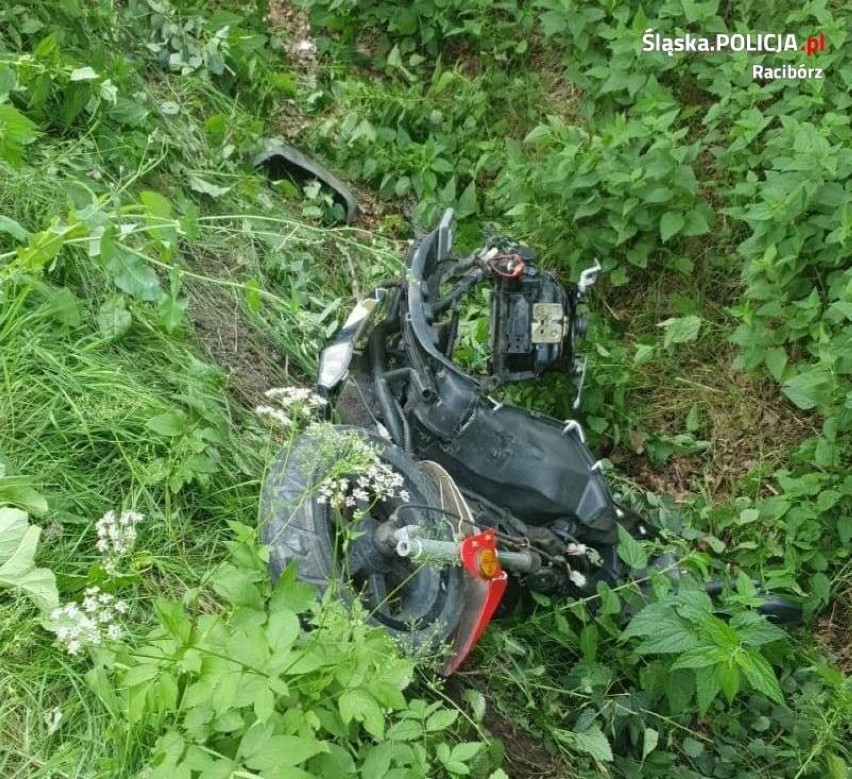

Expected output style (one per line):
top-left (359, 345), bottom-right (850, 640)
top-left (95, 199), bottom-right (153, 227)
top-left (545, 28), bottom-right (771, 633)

top-left (187, 277), bottom-right (293, 408)
top-left (482, 709), bottom-right (574, 779)
top-left (444, 676), bottom-right (575, 779)
top-left (610, 349), bottom-right (818, 504)
top-left (815, 584), bottom-right (852, 673)
top-left (265, 0), bottom-right (310, 40)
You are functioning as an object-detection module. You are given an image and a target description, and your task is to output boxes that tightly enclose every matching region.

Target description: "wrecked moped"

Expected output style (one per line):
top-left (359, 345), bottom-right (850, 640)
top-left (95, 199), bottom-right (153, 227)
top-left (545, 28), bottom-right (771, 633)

top-left (260, 209), bottom-right (800, 673)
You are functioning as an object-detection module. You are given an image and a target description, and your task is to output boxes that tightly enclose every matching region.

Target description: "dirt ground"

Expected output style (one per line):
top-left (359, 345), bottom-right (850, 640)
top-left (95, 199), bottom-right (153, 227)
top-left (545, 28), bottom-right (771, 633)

top-left (187, 274), bottom-right (292, 408)
top-left (443, 675), bottom-right (575, 779)
top-left (815, 583), bottom-right (852, 673)
top-left (610, 350), bottom-right (818, 504)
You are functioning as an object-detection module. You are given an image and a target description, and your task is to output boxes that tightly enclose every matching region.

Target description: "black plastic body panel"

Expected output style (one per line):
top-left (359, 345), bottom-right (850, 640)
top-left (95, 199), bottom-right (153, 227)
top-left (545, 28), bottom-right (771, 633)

top-left (417, 402), bottom-right (617, 543)
top-left (254, 144), bottom-right (362, 225)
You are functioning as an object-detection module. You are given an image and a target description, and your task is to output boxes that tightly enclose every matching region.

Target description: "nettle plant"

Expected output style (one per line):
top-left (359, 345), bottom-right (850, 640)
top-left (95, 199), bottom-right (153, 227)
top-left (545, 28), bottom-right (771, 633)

top-left (301, 0), bottom-right (534, 61)
top-left (494, 103), bottom-right (713, 285)
top-left (312, 63), bottom-right (499, 224)
top-left (620, 577), bottom-right (787, 715)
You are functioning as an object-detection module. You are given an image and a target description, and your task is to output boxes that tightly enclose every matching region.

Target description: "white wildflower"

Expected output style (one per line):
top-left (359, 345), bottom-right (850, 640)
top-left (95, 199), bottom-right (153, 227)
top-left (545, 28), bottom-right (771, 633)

top-left (95, 510), bottom-right (144, 574)
top-left (257, 387), bottom-right (326, 430)
top-left (47, 586), bottom-right (128, 656)
top-left (314, 439), bottom-right (411, 511)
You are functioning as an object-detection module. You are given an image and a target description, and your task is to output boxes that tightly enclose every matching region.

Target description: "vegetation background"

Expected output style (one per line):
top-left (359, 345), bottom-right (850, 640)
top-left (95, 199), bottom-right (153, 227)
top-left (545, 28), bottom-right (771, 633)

top-left (0, 0), bottom-right (849, 777)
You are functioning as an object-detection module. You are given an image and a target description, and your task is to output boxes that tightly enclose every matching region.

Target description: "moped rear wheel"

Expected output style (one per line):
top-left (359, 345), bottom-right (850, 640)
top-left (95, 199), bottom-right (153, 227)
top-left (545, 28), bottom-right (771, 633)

top-left (259, 425), bottom-right (464, 653)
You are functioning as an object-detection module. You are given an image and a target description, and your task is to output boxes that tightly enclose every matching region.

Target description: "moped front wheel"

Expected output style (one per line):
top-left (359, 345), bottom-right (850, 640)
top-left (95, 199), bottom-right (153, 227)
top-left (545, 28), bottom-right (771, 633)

top-left (259, 425), bottom-right (464, 653)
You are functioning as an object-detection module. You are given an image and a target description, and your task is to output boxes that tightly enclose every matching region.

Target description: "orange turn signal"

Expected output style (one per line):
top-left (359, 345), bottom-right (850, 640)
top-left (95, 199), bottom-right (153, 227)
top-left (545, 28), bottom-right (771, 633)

top-left (476, 548), bottom-right (500, 579)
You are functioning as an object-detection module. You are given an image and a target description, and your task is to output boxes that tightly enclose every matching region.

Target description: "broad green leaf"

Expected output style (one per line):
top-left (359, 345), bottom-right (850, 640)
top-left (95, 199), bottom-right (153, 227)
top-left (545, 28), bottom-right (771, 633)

top-left (643, 187), bottom-right (673, 204)
top-left (682, 737), bottom-right (705, 758)
top-left (146, 411), bottom-right (187, 437)
top-left (621, 604), bottom-right (672, 639)
top-left (98, 296), bottom-right (132, 340)
top-left (269, 563), bottom-right (316, 613)
top-left (254, 686), bottom-right (275, 723)
top-left (0, 477), bottom-right (48, 516)
top-left (211, 563), bottom-right (263, 609)
top-left (642, 728), bottom-right (659, 761)
top-left (826, 754), bottom-right (848, 779)
top-left (729, 612), bottom-right (786, 647)
top-left (636, 624), bottom-right (701, 655)
top-left (450, 742), bottom-right (484, 763)
top-left (665, 667), bottom-right (694, 714)
top-left (0, 215), bottom-right (29, 242)
top-left (674, 585), bottom-right (714, 620)
top-left (47, 287), bottom-right (81, 327)
top-left (155, 599), bottom-right (192, 643)
top-left (157, 295), bottom-right (187, 334)
top-left (361, 740), bottom-right (413, 777)
top-left (695, 665), bottom-right (720, 714)
top-left (265, 608), bottom-right (300, 650)
top-left (670, 646), bottom-right (727, 670)
top-left (0, 66), bottom-right (15, 97)
top-left (658, 315), bottom-right (702, 349)
top-left (457, 181), bottom-right (477, 219)
top-left (717, 662), bottom-right (740, 703)
top-left (339, 688), bottom-right (385, 738)
top-left (617, 524), bottom-right (648, 570)
top-left (781, 370), bottom-right (832, 410)
top-left (110, 97), bottom-right (150, 127)
top-left (386, 718), bottom-right (422, 741)
top-left (69, 66), bottom-right (98, 81)
top-left (573, 199), bottom-right (602, 219)
top-left (555, 724), bottom-right (613, 762)
top-left (426, 708), bottom-right (459, 733)
top-left (660, 211), bottom-right (684, 242)
top-left (141, 190), bottom-right (173, 219)
top-left (188, 175), bottom-right (230, 198)
top-left (701, 615), bottom-right (742, 650)
top-left (681, 207), bottom-right (710, 236)
top-left (122, 663), bottom-right (160, 687)
top-left (241, 733), bottom-right (326, 770)
top-left (737, 651), bottom-right (783, 703)
top-left (737, 507), bottom-right (760, 525)
top-left (764, 347), bottom-right (788, 381)
top-left (106, 245), bottom-right (163, 301)
top-left (141, 190), bottom-right (178, 253)
top-left (0, 104), bottom-right (38, 167)
top-left (0, 507), bottom-right (58, 612)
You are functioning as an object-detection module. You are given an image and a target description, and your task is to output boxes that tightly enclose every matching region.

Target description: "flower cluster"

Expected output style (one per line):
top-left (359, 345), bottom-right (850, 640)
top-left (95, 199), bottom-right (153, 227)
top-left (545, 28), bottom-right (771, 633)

top-left (316, 460), bottom-right (410, 509)
top-left (95, 509), bottom-right (144, 575)
top-left (47, 587), bottom-right (129, 655)
top-left (256, 386), bottom-right (327, 429)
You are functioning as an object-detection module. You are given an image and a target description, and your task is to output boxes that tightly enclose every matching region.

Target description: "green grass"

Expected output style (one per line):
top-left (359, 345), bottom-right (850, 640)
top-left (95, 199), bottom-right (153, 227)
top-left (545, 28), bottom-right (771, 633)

top-left (0, 0), bottom-right (849, 777)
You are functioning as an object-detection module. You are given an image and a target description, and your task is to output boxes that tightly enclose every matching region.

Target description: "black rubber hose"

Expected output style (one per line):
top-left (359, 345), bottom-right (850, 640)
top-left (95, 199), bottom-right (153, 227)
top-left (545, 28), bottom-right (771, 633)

top-left (394, 394), bottom-right (414, 454)
top-left (434, 268), bottom-right (486, 315)
top-left (368, 323), bottom-right (406, 448)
